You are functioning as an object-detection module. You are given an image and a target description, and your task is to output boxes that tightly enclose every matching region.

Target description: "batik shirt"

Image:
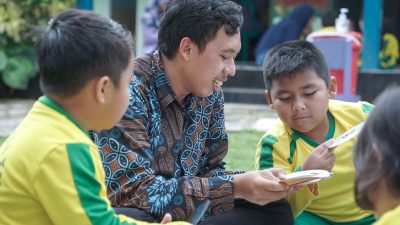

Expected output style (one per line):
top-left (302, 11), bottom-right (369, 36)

top-left (92, 51), bottom-right (237, 221)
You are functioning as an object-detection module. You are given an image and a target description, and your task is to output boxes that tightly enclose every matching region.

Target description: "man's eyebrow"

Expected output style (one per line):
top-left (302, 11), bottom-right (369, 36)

top-left (221, 48), bottom-right (237, 53)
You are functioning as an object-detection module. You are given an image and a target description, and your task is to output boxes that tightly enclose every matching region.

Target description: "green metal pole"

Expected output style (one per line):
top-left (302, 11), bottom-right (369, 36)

top-left (76, 0), bottom-right (93, 10)
top-left (361, 0), bottom-right (382, 69)
top-left (136, 0), bottom-right (149, 57)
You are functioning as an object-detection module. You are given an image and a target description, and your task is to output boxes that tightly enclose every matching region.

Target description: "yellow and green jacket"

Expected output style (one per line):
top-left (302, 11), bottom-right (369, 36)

top-left (374, 205), bottom-right (400, 225)
top-left (0, 96), bottom-right (189, 225)
top-left (255, 100), bottom-right (374, 223)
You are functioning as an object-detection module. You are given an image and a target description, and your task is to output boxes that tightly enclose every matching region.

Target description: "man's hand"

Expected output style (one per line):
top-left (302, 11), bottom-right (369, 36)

top-left (301, 139), bottom-right (336, 171)
top-left (161, 213), bottom-right (172, 224)
top-left (233, 168), bottom-right (289, 205)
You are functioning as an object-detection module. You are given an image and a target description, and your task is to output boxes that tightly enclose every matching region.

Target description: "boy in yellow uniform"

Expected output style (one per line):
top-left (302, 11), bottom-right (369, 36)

top-left (0, 9), bottom-right (189, 225)
top-left (255, 40), bottom-right (375, 225)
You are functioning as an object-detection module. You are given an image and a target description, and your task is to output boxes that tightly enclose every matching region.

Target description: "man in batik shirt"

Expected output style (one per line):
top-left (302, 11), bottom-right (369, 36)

top-left (93, 0), bottom-right (293, 224)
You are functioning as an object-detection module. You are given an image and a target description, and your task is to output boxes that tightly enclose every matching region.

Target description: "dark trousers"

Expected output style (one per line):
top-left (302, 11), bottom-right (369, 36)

top-left (114, 207), bottom-right (159, 222)
top-left (199, 199), bottom-right (293, 225)
top-left (115, 199), bottom-right (293, 225)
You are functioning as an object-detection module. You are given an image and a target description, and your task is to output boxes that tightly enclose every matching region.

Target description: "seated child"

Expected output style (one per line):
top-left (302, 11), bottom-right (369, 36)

top-left (354, 87), bottom-right (400, 225)
top-left (0, 9), bottom-right (188, 225)
top-left (255, 40), bottom-right (376, 225)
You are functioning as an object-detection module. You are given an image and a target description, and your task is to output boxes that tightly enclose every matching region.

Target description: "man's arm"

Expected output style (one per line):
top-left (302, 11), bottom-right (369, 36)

top-left (197, 93), bottom-right (241, 178)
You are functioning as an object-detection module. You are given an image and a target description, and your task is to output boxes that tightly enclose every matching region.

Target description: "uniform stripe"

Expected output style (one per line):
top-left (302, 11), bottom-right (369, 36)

top-left (259, 135), bottom-right (278, 169)
top-left (361, 102), bottom-right (374, 113)
top-left (67, 143), bottom-right (134, 225)
top-left (297, 211), bottom-right (375, 225)
top-left (288, 133), bottom-right (299, 164)
top-left (39, 96), bottom-right (89, 137)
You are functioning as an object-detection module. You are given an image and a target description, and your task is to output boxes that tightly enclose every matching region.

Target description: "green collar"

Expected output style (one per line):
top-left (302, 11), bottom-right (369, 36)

top-left (38, 96), bottom-right (89, 138)
top-left (292, 111), bottom-right (335, 148)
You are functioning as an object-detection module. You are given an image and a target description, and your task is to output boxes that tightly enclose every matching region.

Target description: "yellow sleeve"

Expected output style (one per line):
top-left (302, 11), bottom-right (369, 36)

top-left (255, 133), bottom-right (320, 217)
top-left (33, 144), bottom-right (191, 225)
top-left (255, 133), bottom-right (294, 173)
top-left (288, 184), bottom-right (319, 217)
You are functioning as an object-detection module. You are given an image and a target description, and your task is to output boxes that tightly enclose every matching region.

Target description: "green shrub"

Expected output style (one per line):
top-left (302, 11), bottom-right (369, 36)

top-left (0, 0), bottom-right (74, 93)
top-left (0, 136), bottom-right (6, 146)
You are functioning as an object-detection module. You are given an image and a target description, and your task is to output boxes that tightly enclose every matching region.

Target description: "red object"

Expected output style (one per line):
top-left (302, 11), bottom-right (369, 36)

top-left (307, 31), bottom-right (362, 101)
top-left (331, 69), bottom-right (344, 94)
top-left (350, 37), bottom-right (361, 95)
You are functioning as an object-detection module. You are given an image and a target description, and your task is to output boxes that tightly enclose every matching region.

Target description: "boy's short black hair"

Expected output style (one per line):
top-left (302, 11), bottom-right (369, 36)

top-left (262, 40), bottom-right (330, 91)
top-left (157, 0), bottom-right (243, 59)
top-left (354, 87), bottom-right (400, 210)
top-left (37, 9), bottom-right (134, 97)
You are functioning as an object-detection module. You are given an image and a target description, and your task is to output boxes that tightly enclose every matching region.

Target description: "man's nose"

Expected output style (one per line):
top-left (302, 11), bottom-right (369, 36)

top-left (224, 60), bottom-right (236, 77)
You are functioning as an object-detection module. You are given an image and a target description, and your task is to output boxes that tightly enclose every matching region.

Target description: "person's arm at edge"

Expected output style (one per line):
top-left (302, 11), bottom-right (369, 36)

top-left (33, 144), bottom-right (190, 225)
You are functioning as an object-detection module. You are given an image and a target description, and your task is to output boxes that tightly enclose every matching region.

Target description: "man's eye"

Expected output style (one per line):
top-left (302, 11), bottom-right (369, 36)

top-left (220, 55), bottom-right (228, 60)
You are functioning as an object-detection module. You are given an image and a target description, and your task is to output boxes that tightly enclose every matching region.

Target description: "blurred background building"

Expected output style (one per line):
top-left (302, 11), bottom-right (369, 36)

top-left (1, 0), bottom-right (399, 104)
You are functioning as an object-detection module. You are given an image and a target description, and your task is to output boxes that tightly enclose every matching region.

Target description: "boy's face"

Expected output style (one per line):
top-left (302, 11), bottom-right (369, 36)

top-left (266, 70), bottom-right (336, 138)
top-left (183, 27), bottom-right (241, 97)
top-left (103, 56), bottom-right (134, 129)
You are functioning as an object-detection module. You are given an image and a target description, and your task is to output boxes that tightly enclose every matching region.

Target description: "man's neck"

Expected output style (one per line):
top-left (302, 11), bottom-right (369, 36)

top-left (160, 53), bottom-right (189, 104)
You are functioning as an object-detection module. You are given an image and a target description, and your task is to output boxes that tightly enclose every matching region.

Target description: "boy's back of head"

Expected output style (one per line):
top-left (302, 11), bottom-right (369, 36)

top-left (37, 9), bottom-right (134, 98)
top-left (157, 0), bottom-right (243, 59)
top-left (354, 87), bottom-right (400, 211)
top-left (262, 40), bottom-right (330, 91)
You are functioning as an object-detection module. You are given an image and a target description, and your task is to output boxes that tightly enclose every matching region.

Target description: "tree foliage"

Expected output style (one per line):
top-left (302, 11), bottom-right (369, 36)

top-left (0, 0), bottom-right (74, 92)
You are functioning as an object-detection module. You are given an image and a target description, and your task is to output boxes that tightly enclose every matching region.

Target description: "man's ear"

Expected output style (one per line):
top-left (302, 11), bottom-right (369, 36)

top-left (328, 76), bottom-right (337, 99)
top-left (178, 37), bottom-right (193, 61)
top-left (265, 90), bottom-right (274, 109)
top-left (94, 76), bottom-right (111, 104)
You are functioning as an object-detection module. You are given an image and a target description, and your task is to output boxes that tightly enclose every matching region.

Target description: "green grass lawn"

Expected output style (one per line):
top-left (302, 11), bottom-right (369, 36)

top-left (225, 130), bottom-right (265, 171)
top-left (0, 130), bottom-right (264, 171)
top-left (0, 137), bottom-right (6, 146)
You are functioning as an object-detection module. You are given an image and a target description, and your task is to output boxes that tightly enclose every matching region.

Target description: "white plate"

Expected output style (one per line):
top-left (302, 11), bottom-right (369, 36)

top-left (280, 169), bottom-right (332, 186)
top-left (329, 122), bottom-right (365, 148)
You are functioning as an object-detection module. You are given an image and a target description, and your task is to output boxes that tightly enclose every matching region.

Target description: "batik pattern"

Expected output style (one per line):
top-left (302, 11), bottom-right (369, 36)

top-left (92, 51), bottom-right (240, 221)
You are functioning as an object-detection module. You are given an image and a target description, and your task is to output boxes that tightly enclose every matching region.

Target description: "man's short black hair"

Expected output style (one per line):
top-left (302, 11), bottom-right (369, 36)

top-left (262, 40), bottom-right (330, 91)
top-left (157, 0), bottom-right (243, 59)
top-left (37, 9), bottom-right (134, 97)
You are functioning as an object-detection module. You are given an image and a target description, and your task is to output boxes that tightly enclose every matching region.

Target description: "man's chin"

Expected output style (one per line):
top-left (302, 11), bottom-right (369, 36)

top-left (195, 90), bottom-right (216, 98)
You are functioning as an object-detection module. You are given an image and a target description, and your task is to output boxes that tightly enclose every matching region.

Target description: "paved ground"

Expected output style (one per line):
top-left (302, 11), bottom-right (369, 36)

top-left (224, 103), bottom-right (278, 132)
top-left (0, 100), bottom-right (35, 136)
top-left (0, 100), bottom-right (278, 136)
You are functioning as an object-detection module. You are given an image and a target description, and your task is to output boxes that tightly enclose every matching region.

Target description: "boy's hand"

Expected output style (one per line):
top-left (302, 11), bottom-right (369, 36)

top-left (288, 183), bottom-right (306, 194)
top-left (233, 168), bottom-right (289, 205)
top-left (302, 139), bottom-right (336, 171)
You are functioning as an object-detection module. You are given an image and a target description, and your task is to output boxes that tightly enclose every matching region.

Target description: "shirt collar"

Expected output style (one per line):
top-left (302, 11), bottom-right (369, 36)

top-left (38, 96), bottom-right (89, 137)
top-left (150, 50), bottom-right (182, 109)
